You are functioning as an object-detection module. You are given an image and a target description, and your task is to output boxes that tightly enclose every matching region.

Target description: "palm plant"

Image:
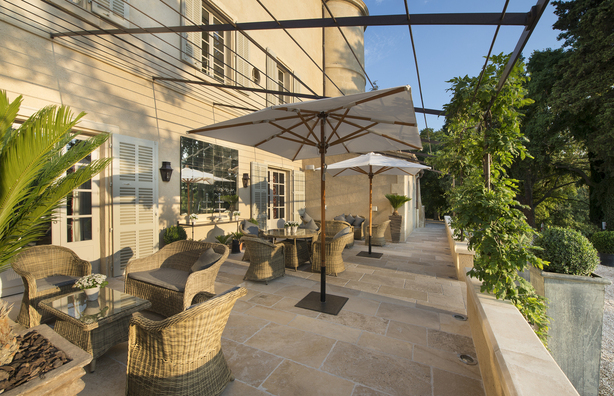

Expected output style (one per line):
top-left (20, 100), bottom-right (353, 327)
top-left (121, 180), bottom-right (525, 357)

top-left (0, 91), bottom-right (111, 273)
top-left (384, 193), bottom-right (412, 215)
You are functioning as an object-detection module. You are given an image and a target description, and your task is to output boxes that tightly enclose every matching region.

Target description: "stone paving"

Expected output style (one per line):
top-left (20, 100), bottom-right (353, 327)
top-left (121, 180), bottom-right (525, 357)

top-left (8, 221), bottom-right (485, 395)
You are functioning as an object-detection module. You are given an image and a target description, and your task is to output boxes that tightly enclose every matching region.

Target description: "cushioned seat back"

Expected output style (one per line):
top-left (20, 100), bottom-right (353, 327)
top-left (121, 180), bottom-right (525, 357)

top-left (158, 241), bottom-right (226, 272)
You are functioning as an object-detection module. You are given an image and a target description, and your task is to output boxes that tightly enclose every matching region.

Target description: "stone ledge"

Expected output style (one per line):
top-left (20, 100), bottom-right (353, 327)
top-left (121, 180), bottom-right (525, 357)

top-left (444, 216), bottom-right (475, 281)
top-left (466, 274), bottom-right (579, 396)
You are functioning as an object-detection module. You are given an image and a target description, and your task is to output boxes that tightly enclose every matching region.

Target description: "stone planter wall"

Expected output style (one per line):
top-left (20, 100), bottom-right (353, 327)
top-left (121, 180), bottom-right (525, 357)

top-left (529, 267), bottom-right (611, 396)
top-left (389, 214), bottom-right (402, 243)
top-left (444, 216), bottom-right (475, 281)
top-left (4, 324), bottom-right (92, 396)
top-left (466, 274), bottom-right (579, 396)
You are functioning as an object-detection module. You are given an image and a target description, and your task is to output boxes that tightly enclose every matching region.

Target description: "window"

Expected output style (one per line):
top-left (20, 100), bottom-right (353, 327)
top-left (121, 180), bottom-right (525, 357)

top-left (202, 7), bottom-right (226, 82)
top-left (268, 171), bottom-right (285, 220)
top-left (180, 137), bottom-right (238, 216)
top-left (91, 0), bottom-right (130, 27)
top-left (266, 50), bottom-right (298, 106)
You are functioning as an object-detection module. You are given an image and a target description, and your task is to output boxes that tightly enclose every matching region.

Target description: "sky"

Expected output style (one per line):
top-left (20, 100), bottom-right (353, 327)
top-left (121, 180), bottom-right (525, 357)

top-left (361, 0), bottom-right (563, 132)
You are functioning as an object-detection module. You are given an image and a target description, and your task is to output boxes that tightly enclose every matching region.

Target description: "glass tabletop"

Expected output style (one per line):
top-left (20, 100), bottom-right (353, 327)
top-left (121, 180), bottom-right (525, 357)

top-left (263, 228), bottom-right (318, 238)
top-left (41, 288), bottom-right (148, 325)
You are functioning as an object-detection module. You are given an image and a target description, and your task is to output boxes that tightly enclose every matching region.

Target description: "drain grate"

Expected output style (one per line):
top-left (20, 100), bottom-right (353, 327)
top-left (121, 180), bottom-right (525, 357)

top-left (459, 354), bottom-right (477, 365)
top-left (453, 314), bottom-right (468, 321)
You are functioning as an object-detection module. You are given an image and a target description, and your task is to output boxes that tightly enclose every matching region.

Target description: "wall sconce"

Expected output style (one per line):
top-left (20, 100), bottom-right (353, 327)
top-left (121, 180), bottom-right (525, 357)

top-left (372, 206), bottom-right (378, 212)
top-left (305, 165), bottom-right (316, 171)
top-left (242, 173), bottom-right (250, 188)
top-left (159, 161), bottom-right (173, 182)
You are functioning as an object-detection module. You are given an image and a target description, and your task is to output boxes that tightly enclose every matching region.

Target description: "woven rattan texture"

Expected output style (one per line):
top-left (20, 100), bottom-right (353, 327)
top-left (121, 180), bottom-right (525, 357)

top-left (310, 233), bottom-right (352, 276)
top-left (314, 220), bottom-right (355, 248)
top-left (124, 240), bottom-right (229, 317)
top-left (364, 220), bottom-right (391, 246)
top-left (12, 245), bottom-right (92, 328)
top-left (241, 238), bottom-right (285, 283)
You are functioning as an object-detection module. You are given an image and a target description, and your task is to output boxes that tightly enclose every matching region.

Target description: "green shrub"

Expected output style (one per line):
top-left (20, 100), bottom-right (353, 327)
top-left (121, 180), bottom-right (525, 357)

top-left (534, 227), bottom-right (600, 276)
top-left (590, 231), bottom-right (614, 254)
top-left (214, 234), bottom-right (233, 245)
top-left (163, 225), bottom-right (187, 245)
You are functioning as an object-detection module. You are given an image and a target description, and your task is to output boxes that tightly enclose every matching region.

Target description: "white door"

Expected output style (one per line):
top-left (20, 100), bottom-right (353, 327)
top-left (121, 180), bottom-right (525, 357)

top-left (111, 135), bottom-right (158, 277)
top-left (268, 169), bottom-right (288, 229)
top-left (52, 139), bottom-right (101, 263)
top-left (250, 162), bottom-right (268, 230)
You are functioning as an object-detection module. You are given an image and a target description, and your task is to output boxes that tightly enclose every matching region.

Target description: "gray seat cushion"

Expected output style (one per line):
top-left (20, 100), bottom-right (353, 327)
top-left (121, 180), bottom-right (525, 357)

top-left (301, 212), bottom-right (313, 224)
top-left (334, 214), bottom-right (347, 222)
top-left (353, 217), bottom-right (365, 227)
top-left (191, 248), bottom-right (222, 272)
top-left (333, 227), bottom-right (352, 240)
top-left (36, 275), bottom-right (79, 292)
top-left (242, 220), bottom-right (259, 235)
top-left (299, 219), bottom-right (318, 230)
top-left (128, 268), bottom-right (189, 292)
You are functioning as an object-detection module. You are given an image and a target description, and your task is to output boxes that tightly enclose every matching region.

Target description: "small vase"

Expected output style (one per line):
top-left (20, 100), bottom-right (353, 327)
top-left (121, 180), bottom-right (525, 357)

top-left (291, 226), bottom-right (298, 234)
top-left (84, 286), bottom-right (100, 301)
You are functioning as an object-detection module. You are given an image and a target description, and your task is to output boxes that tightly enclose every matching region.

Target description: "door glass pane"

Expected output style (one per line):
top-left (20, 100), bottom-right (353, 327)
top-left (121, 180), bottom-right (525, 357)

top-left (270, 171), bottom-right (286, 220)
top-left (67, 192), bottom-right (92, 216)
top-left (67, 218), bottom-right (92, 242)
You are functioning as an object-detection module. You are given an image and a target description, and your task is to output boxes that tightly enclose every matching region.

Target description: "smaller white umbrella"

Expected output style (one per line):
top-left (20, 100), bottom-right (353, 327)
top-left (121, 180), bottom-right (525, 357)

top-left (322, 152), bottom-right (430, 256)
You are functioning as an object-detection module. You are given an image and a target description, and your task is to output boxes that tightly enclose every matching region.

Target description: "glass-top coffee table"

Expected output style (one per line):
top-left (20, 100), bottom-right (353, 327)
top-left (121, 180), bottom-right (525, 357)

top-left (39, 288), bottom-right (151, 372)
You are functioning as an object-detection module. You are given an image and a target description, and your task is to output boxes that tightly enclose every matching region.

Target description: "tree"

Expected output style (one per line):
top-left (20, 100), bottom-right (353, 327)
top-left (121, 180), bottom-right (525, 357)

top-left (550, 0), bottom-right (614, 229)
top-left (436, 54), bottom-right (549, 342)
top-left (0, 91), bottom-right (111, 272)
top-left (419, 128), bottom-right (451, 220)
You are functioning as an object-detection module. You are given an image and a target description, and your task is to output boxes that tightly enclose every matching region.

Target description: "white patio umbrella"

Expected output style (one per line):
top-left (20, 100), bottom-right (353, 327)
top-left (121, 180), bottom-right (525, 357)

top-left (189, 86), bottom-right (422, 314)
top-left (323, 152), bottom-right (430, 257)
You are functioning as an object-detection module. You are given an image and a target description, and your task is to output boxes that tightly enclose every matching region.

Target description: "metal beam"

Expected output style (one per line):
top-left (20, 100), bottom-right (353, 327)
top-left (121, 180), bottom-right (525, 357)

top-left (51, 12), bottom-right (531, 38)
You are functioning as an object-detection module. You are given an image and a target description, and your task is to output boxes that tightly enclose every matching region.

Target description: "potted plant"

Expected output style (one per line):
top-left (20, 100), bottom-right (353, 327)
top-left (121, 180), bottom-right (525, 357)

top-left (163, 225), bottom-right (187, 245)
top-left (189, 213), bottom-right (199, 225)
top-left (74, 274), bottom-right (109, 301)
top-left (590, 231), bottom-right (614, 267)
top-left (232, 211), bottom-right (241, 221)
top-left (220, 195), bottom-right (239, 212)
top-left (230, 232), bottom-right (244, 254)
top-left (384, 194), bottom-right (411, 243)
top-left (532, 227), bottom-right (611, 396)
top-left (214, 233), bottom-right (233, 246)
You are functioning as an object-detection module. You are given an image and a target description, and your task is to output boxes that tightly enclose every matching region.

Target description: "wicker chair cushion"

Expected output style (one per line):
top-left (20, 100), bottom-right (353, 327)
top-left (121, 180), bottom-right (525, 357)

top-left (334, 214), bottom-right (346, 222)
top-left (345, 214), bottom-right (355, 224)
top-left (301, 212), bottom-right (313, 224)
top-left (299, 219), bottom-right (318, 230)
top-left (333, 227), bottom-right (352, 240)
top-left (35, 275), bottom-right (79, 292)
top-left (128, 268), bottom-right (189, 292)
top-left (353, 216), bottom-right (365, 227)
top-left (190, 248), bottom-right (222, 272)
top-left (242, 220), bottom-right (260, 235)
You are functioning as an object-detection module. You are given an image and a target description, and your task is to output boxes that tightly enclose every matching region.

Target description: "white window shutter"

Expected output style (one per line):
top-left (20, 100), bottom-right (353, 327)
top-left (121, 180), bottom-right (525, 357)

top-left (92, 0), bottom-right (129, 28)
top-left (292, 170), bottom-right (305, 222)
top-left (266, 49), bottom-right (278, 106)
top-left (181, 0), bottom-right (202, 67)
top-left (112, 134), bottom-right (159, 277)
top-left (236, 32), bottom-right (250, 87)
top-left (251, 162), bottom-right (268, 230)
top-left (292, 73), bottom-right (301, 103)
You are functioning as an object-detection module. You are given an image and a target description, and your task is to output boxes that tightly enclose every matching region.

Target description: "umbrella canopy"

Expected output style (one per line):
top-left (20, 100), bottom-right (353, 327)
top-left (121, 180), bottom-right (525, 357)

top-left (322, 152), bottom-right (430, 256)
top-left (189, 86), bottom-right (422, 313)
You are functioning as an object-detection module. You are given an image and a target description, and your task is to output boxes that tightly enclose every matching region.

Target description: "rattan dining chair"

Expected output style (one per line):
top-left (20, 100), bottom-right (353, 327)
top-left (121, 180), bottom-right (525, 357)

top-left (241, 237), bottom-right (285, 283)
top-left (311, 232), bottom-right (353, 276)
top-left (124, 240), bottom-right (229, 317)
top-left (12, 245), bottom-right (92, 328)
top-left (126, 286), bottom-right (247, 396)
top-left (364, 219), bottom-right (392, 246)
top-left (314, 220), bottom-right (355, 248)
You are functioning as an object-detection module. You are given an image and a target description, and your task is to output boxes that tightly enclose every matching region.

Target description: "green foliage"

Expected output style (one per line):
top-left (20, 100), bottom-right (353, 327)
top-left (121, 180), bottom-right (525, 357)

top-left (214, 234), bottom-right (233, 245)
top-left (420, 128), bottom-right (452, 219)
top-left (384, 194), bottom-right (411, 211)
top-left (248, 218), bottom-right (259, 225)
top-left (436, 54), bottom-right (549, 343)
top-left (535, 227), bottom-right (599, 275)
top-left (590, 231), bottom-right (614, 254)
top-left (231, 231), bottom-right (244, 240)
top-left (163, 225), bottom-right (187, 245)
top-left (0, 92), bottom-right (111, 272)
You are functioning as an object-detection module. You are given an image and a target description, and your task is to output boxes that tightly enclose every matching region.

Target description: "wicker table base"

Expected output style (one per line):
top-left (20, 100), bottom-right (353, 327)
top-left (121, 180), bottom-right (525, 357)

top-left (40, 288), bottom-right (151, 372)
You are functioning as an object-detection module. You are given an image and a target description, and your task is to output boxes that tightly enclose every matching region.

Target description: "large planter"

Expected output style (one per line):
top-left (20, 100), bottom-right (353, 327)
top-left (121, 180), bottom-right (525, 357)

top-left (388, 214), bottom-right (402, 243)
top-left (529, 266), bottom-right (611, 396)
top-left (4, 324), bottom-right (92, 396)
top-left (598, 253), bottom-right (614, 267)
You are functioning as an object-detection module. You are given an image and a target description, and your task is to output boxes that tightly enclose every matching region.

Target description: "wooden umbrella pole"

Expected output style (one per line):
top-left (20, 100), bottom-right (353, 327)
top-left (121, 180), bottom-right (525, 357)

top-left (369, 171), bottom-right (373, 255)
top-left (319, 113), bottom-right (327, 302)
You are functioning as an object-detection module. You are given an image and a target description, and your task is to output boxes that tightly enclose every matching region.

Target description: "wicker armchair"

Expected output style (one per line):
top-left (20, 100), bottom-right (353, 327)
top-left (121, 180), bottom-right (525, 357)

top-left (353, 216), bottom-right (367, 240)
top-left (124, 240), bottom-right (229, 317)
top-left (314, 220), bottom-right (355, 248)
top-left (239, 220), bottom-right (263, 262)
top-left (126, 286), bottom-right (247, 396)
top-left (12, 245), bottom-right (92, 328)
top-left (241, 238), bottom-right (285, 283)
top-left (364, 220), bottom-right (391, 246)
top-left (311, 233), bottom-right (353, 276)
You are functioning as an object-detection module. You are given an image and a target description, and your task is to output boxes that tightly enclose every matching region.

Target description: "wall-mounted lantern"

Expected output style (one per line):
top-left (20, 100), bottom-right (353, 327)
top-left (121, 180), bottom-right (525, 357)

top-left (242, 173), bottom-right (250, 188)
top-left (160, 161), bottom-right (173, 182)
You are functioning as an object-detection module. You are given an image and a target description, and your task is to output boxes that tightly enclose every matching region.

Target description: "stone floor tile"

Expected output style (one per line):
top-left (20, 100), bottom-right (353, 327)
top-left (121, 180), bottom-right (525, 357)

top-left (386, 321), bottom-right (428, 346)
top-left (352, 385), bottom-right (391, 396)
top-left (319, 310), bottom-right (389, 335)
top-left (404, 278), bottom-right (443, 294)
top-left (262, 359), bottom-right (355, 396)
top-left (337, 269), bottom-right (368, 281)
top-left (231, 300), bottom-right (254, 313)
top-left (220, 380), bottom-right (271, 396)
top-left (340, 296), bottom-right (381, 316)
top-left (322, 342), bottom-right (432, 396)
top-left (273, 285), bottom-right (315, 299)
top-left (377, 302), bottom-right (440, 330)
top-left (79, 349), bottom-right (127, 396)
top-left (215, 272), bottom-right (245, 286)
top-left (378, 285), bottom-right (428, 302)
top-left (221, 338), bottom-right (284, 387)
top-left (242, 280), bottom-right (287, 293)
top-left (432, 368), bottom-right (485, 396)
top-left (313, 284), bottom-right (362, 298)
top-left (357, 331), bottom-right (413, 360)
top-left (271, 297), bottom-right (321, 318)
top-left (413, 344), bottom-right (481, 380)
top-left (349, 264), bottom-right (377, 274)
top-left (438, 313), bottom-right (472, 337)
top-left (248, 292), bottom-right (285, 307)
top-left (223, 312), bottom-right (269, 343)
top-left (245, 305), bottom-right (297, 325)
top-left (245, 323), bottom-right (336, 368)
top-left (427, 329), bottom-right (477, 357)
top-left (345, 280), bottom-right (381, 293)
top-left (306, 274), bottom-right (350, 287)
top-left (289, 315), bottom-right (362, 343)
top-left (427, 293), bottom-right (465, 310)
top-left (359, 273), bottom-right (406, 288)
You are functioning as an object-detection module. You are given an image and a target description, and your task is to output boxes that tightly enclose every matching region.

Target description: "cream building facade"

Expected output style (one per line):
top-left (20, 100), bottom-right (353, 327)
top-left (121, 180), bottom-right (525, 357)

top-left (0, 0), bottom-right (423, 296)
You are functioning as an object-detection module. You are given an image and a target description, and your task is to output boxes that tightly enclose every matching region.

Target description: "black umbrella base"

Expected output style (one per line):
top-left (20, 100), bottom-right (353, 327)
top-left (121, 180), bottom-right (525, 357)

top-left (295, 292), bottom-right (348, 315)
top-left (357, 251), bottom-right (383, 259)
